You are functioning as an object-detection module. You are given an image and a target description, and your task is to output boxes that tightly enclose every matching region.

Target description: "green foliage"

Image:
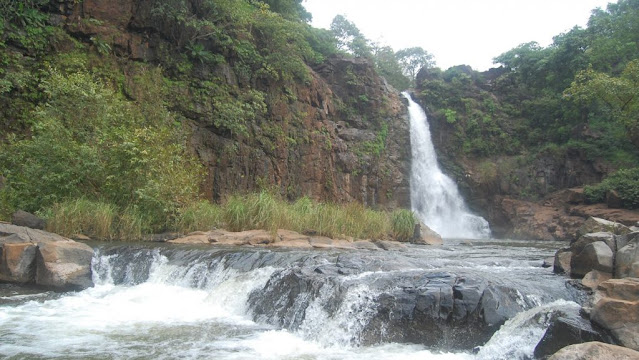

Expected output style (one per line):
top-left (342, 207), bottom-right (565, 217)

top-left (396, 47), bottom-right (435, 82)
top-left (46, 198), bottom-right (117, 241)
top-left (584, 168), bottom-right (639, 209)
top-left (330, 15), bottom-right (372, 58)
top-left (0, 67), bottom-right (204, 231)
top-left (390, 209), bottom-right (416, 242)
top-left (372, 45), bottom-right (410, 90)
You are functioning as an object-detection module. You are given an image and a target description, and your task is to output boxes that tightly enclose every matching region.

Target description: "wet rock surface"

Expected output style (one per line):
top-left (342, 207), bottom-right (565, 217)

top-left (0, 223), bottom-right (94, 290)
top-left (548, 341), bottom-right (639, 360)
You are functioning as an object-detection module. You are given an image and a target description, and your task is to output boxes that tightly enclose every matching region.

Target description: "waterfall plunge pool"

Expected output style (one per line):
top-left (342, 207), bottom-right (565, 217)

top-left (0, 239), bottom-right (581, 360)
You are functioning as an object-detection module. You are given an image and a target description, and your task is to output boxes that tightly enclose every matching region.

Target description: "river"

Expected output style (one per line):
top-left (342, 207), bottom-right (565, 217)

top-left (0, 239), bottom-right (581, 359)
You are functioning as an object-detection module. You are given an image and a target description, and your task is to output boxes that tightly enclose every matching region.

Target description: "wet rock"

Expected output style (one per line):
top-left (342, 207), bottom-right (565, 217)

top-left (548, 342), bottom-right (639, 360)
top-left (11, 210), bottom-right (45, 230)
top-left (249, 258), bottom-right (534, 351)
top-left (554, 247), bottom-right (572, 274)
top-left (570, 241), bottom-right (613, 278)
top-left (412, 221), bottom-right (443, 245)
top-left (534, 311), bottom-right (614, 359)
top-left (0, 239), bottom-right (37, 283)
top-left (36, 240), bottom-right (94, 291)
top-left (0, 224), bottom-right (94, 290)
top-left (616, 237), bottom-right (639, 278)
top-left (373, 240), bottom-right (407, 251)
top-left (590, 278), bottom-right (639, 351)
top-left (543, 257), bottom-right (555, 268)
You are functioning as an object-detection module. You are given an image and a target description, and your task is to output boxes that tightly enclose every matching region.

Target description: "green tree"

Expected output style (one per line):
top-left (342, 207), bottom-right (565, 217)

top-left (566, 59), bottom-right (639, 146)
top-left (396, 47), bottom-right (435, 82)
top-left (330, 15), bottom-right (372, 58)
top-left (371, 44), bottom-right (410, 90)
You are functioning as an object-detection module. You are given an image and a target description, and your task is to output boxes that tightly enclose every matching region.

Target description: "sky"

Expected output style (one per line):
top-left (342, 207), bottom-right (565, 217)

top-left (303, 0), bottom-right (615, 71)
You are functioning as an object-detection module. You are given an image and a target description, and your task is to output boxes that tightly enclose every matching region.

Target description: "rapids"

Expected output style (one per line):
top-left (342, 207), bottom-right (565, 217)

top-left (0, 239), bottom-right (581, 359)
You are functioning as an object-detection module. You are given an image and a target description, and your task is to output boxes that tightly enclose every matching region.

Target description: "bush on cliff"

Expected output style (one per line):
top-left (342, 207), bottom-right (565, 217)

top-left (584, 167), bottom-right (639, 209)
top-left (0, 66), bottom-right (204, 230)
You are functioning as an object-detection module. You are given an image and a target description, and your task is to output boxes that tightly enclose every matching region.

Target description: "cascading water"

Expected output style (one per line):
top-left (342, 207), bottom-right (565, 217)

top-left (403, 92), bottom-right (491, 239)
top-left (0, 240), bottom-right (581, 359)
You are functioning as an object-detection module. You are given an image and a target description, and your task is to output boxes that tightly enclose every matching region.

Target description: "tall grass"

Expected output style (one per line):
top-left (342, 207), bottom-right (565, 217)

top-left (44, 191), bottom-right (418, 242)
top-left (46, 198), bottom-right (117, 240)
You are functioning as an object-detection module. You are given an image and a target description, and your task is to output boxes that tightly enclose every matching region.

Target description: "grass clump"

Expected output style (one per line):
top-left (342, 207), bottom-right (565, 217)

top-left (46, 198), bottom-right (117, 240)
top-left (390, 209), bottom-right (417, 242)
top-left (42, 190), bottom-right (418, 242)
top-left (175, 200), bottom-right (223, 233)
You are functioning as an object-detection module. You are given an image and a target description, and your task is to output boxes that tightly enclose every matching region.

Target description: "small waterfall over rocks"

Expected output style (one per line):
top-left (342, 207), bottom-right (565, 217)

top-left (0, 240), bottom-right (581, 359)
top-left (403, 92), bottom-right (491, 239)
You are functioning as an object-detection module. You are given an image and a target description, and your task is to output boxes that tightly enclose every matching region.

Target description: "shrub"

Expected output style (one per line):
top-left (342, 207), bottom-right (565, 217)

top-left (584, 168), bottom-right (639, 209)
top-left (175, 200), bottom-right (223, 233)
top-left (390, 209), bottom-right (416, 242)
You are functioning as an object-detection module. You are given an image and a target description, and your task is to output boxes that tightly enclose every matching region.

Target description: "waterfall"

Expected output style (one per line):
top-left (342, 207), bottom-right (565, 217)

top-left (403, 92), bottom-right (491, 239)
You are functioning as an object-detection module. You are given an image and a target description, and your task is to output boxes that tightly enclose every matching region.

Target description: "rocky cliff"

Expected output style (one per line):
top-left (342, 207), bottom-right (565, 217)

top-left (413, 66), bottom-right (639, 240)
top-left (39, 0), bottom-right (411, 208)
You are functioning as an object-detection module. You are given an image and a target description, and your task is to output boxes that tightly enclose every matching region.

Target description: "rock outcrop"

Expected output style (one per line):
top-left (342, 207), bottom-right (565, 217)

top-left (590, 278), bottom-right (639, 351)
top-left (548, 342), bottom-right (639, 360)
top-left (169, 227), bottom-right (442, 250)
top-left (0, 223), bottom-right (94, 290)
top-left (616, 235), bottom-right (639, 278)
top-left (534, 309), bottom-right (614, 359)
top-left (248, 260), bottom-right (533, 350)
top-left (552, 217), bottom-right (635, 280)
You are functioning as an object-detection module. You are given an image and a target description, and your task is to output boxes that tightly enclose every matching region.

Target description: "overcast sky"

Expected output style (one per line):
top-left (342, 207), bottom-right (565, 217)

top-left (303, 0), bottom-right (615, 71)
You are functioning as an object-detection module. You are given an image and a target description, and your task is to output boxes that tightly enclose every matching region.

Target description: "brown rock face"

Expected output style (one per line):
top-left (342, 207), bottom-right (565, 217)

top-left (0, 224), bottom-right (94, 290)
top-left (36, 240), bottom-right (94, 290)
top-left (591, 278), bottom-right (639, 351)
top-left (412, 222), bottom-right (443, 245)
top-left (0, 240), bottom-right (37, 283)
top-left (191, 56), bottom-right (411, 208)
top-left (548, 342), bottom-right (639, 360)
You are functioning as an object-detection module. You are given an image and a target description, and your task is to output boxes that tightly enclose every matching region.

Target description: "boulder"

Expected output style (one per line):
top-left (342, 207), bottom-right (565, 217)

top-left (590, 278), bottom-right (639, 351)
top-left (554, 247), bottom-right (572, 274)
top-left (11, 210), bottom-right (46, 230)
top-left (616, 237), bottom-right (639, 278)
top-left (35, 240), bottom-right (94, 291)
top-left (571, 232), bottom-right (616, 254)
top-left (570, 241), bottom-right (613, 278)
top-left (576, 217), bottom-right (631, 239)
top-left (548, 342), bottom-right (639, 360)
top-left (1, 224), bottom-right (94, 290)
top-left (616, 232), bottom-right (639, 253)
top-left (606, 190), bottom-right (624, 209)
top-left (249, 261), bottom-right (532, 351)
top-left (0, 236), bottom-right (37, 283)
top-left (543, 257), bottom-right (555, 268)
top-left (534, 312), bottom-right (614, 359)
top-left (581, 270), bottom-right (612, 290)
top-left (412, 221), bottom-right (443, 245)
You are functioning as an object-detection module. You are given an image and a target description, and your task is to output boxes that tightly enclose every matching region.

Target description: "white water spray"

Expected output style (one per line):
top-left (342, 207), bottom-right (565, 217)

top-left (403, 92), bottom-right (491, 239)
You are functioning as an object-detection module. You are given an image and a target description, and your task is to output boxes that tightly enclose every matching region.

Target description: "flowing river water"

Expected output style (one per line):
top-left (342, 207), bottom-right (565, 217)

top-left (0, 239), bottom-right (581, 360)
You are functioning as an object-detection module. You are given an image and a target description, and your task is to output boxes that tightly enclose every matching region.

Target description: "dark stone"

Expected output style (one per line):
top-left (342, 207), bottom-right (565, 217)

top-left (534, 314), bottom-right (613, 359)
top-left (248, 258), bottom-right (533, 351)
top-left (11, 210), bottom-right (46, 230)
top-left (571, 241), bottom-right (613, 278)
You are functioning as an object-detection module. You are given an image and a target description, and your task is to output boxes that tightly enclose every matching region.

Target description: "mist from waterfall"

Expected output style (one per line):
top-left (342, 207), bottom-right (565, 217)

top-left (403, 92), bottom-right (491, 239)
